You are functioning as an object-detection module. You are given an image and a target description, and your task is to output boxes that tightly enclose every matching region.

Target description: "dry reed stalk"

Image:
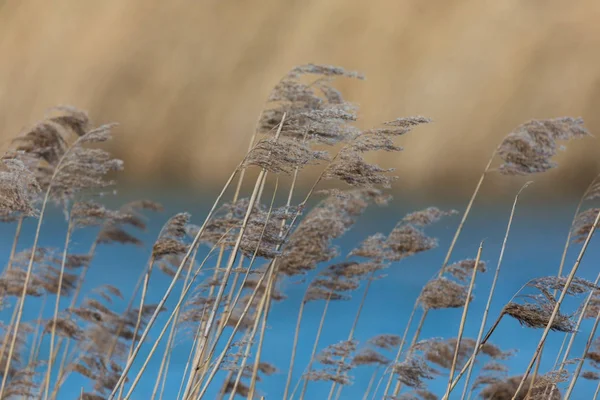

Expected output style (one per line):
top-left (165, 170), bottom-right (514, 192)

top-left (43, 216), bottom-right (74, 400)
top-left (217, 256), bottom-right (245, 333)
top-left (0, 218), bottom-right (25, 360)
top-left (108, 162), bottom-right (242, 399)
top-left (283, 297), bottom-right (305, 399)
top-left (281, 163), bottom-right (306, 400)
top-left (115, 253), bottom-right (155, 400)
top-left (227, 330), bottom-right (255, 400)
top-left (126, 255), bottom-right (156, 356)
top-left (28, 294), bottom-right (47, 365)
top-left (50, 240), bottom-right (99, 392)
top-left (152, 246), bottom-right (201, 400)
top-left (362, 367), bottom-right (379, 400)
top-left (509, 208), bottom-right (600, 399)
top-left (443, 314), bottom-right (505, 398)
top-left (444, 242), bottom-right (483, 399)
top-left (564, 309), bottom-right (600, 399)
top-left (176, 318), bottom-right (202, 400)
top-left (247, 267), bottom-right (276, 399)
top-left (294, 293), bottom-right (332, 400)
top-left (4, 216), bottom-right (23, 272)
top-left (460, 182), bottom-right (531, 400)
top-left (380, 297), bottom-right (419, 398)
top-left (122, 240), bottom-right (223, 400)
top-left (0, 296), bottom-right (20, 374)
top-left (181, 116), bottom-right (286, 399)
top-left (330, 272), bottom-right (375, 400)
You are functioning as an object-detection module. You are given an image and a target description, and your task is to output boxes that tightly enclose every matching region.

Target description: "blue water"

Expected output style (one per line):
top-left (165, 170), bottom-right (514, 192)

top-left (2, 185), bottom-right (599, 399)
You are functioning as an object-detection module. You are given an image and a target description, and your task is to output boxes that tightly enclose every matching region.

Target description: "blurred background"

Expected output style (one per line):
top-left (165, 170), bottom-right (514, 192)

top-left (1, 0), bottom-right (600, 197)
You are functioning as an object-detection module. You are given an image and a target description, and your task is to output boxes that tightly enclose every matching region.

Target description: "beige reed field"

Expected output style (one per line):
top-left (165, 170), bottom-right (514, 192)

top-left (1, 0), bottom-right (600, 194)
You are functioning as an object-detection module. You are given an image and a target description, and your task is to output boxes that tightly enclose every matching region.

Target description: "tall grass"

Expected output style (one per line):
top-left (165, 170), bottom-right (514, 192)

top-left (0, 64), bottom-right (599, 400)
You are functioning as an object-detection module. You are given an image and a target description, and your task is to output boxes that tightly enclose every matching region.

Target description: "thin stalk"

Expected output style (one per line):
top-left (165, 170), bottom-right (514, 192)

top-left (128, 255), bottom-right (156, 357)
top-left (552, 333), bottom-right (569, 371)
top-left (5, 216), bottom-right (23, 272)
top-left (157, 337), bottom-right (173, 400)
top-left (247, 268), bottom-right (276, 399)
top-left (362, 368), bottom-right (379, 400)
top-left (460, 182), bottom-right (531, 400)
top-left (297, 294), bottom-right (331, 400)
top-left (28, 295), bottom-right (47, 365)
top-left (105, 264), bottom-right (147, 362)
top-left (0, 297), bottom-right (19, 372)
top-left (177, 318), bottom-right (202, 400)
top-left (117, 255), bottom-right (156, 399)
top-left (283, 300), bottom-right (305, 399)
top-left (594, 378), bottom-right (600, 400)
top-left (0, 216), bottom-right (24, 316)
top-left (510, 208), bottom-right (600, 400)
top-left (217, 372), bottom-right (234, 400)
top-left (50, 240), bottom-right (98, 399)
top-left (443, 312), bottom-right (505, 399)
top-left (564, 309), bottom-right (600, 399)
top-left (381, 299), bottom-right (419, 398)
top-left (43, 217), bottom-right (74, 400)
top-left (391, 308), bottom-right (427, 397)
top-left (108, 162), bottom-right (242, 399)
top-left (439, 150), bottom-right (495, 276)
top-left (217, 256), bottom-right (245, 333)
top-left (330, 273), bottom-right (375, 400)
top-left (228, 329), bottom-right (256, 400)
top-left (152, 247), bottom-right (199, 400)
top-left (445, 242), bottom-right (483, 399)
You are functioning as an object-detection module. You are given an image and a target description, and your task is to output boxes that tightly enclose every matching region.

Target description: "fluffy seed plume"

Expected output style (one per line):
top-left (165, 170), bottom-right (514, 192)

top-left (496, 117), bottom-right (590, 175)
top-left (392, 356), bottom-right (437, 389)
top-left (443, 259), bottom-right (487, 283)
top-left (244, 137), bottom-right (329, 174)
top-left (152, 213), bottom-right (191, 258)
top-left (0, 155), bottom-right (41, 217)
top-left (503, 296), bottom-right (575, 332)
top-left (419, 277), bottom-right (470, 310)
